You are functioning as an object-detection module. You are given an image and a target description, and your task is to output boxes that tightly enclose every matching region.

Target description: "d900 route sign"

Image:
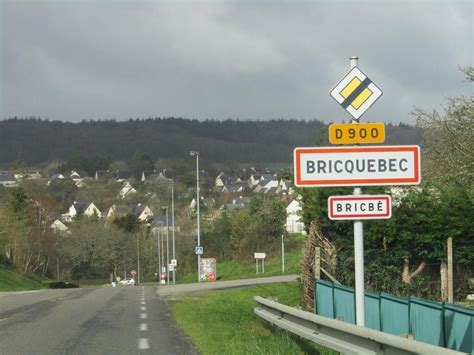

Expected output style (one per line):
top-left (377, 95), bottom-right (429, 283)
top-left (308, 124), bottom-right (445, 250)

top-left (329, 123), bottom-right (385, 144)
top-left (328, 195), bottom-right (392, 220)
top-left (294, 145), bottom-right (420, 187)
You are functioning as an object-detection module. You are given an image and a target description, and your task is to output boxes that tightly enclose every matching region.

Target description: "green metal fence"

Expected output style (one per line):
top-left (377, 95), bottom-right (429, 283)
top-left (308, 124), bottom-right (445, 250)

top-left (315, 279), bottom-right (474, 354)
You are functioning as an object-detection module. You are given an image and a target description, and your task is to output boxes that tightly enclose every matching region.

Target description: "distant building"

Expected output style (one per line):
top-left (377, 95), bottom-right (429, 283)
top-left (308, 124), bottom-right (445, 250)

top-left (47, 173), bottom-right (64, 186)
top-left (286, 199), bottom-right (306, 234)
top-left (50, 219), bottom-right (71, 235)
top-left (118, 181), bottom-right (137, 199)
top-left (134, 203), bottom-right (154, 222)
top-left (0, 173), bottom-right (18, 187)
top-left (62, 201), bottom-right (102, 222)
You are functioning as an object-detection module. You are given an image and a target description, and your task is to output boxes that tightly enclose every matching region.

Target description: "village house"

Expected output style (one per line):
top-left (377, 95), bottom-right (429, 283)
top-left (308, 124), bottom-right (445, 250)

top-left (286, 199), bottom-right (306, 234)
top-left (118, 181), bottom-right (137, 198)
top-left (61, 201), bottom-right (102, 222)
top-left (0, 172), bottom-right (18, 187)
top-left (50, 219), bottom-right (71, 235)
top-left (134, 203), bottom-right (154, 222)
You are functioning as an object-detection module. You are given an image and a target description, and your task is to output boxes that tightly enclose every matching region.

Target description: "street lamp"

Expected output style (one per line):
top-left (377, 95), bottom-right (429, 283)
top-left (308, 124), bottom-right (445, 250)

top-left (170, 182), bottom-right (176, 284)
top-left (162, 206), bottom-right (170, 285)
top-left (154, 221), bottom-right (163, 282)
top-left (189, 150), bottom-right (201, 282)
top-left (156, 179), bottom-right (176, 284)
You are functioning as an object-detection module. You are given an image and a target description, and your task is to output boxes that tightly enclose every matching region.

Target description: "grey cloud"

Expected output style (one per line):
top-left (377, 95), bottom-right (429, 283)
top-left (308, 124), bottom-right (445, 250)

top-left (1, 0), bottom-right (472, 123)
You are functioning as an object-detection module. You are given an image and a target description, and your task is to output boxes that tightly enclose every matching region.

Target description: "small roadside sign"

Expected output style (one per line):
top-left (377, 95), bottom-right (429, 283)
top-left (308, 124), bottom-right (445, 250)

top-left (168, 264), bottom-right (175, 271)
top-left (328, 195), bottom-right (392, 220)
top-left (131, 270), bottom-right (137, 277)
top-left (171, 259), bottom-right (177, 266)
top-left (294, 145), bottom-right (420, 187)
top-left (254, 253), bottom-right (266, 259)
top-left (195, 246), bottom-right (204, 255)
top-left (330, 66), bottom-right (382, 119)
top-left (329, 123), bottom-right (385, 144)
top-left (161, 266), bottom-right (166, 273)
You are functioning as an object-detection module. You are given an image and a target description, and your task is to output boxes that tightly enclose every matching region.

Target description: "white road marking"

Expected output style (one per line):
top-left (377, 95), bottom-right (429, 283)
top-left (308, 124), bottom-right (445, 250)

top-left (140, 313), bottom-right (147, 319)
top-left (141, 306), bottom-right (146, 311)
top-left (138, 338), bottom-right (150, 350)
top-left (140, 323), bottom-right (148, 331)
top-left (141, 301), bottom-right (146, 305)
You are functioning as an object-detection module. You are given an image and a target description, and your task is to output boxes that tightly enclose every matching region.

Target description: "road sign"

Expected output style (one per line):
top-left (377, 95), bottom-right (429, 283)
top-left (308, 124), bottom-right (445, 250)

top-left (328, 195), bottom-right (392, 220)
top-left (161, 266), bottom-right (166, 273)
top-left (294, 145), bottom-right (420, 187)
top-left (254, 252), bottom-right (266, 259)
top-left (329, 123), bottom-right (385, 144)
top-left (131, 270), bottom-right (137, 277)
top-left (195, 246), bottom-right (204, 255)
top-left (171, 259), bottom-right (177, 266)
top-left (168, 264), bottom-right (175, 271)
top-left (330, 66), bottom-right (382, 119)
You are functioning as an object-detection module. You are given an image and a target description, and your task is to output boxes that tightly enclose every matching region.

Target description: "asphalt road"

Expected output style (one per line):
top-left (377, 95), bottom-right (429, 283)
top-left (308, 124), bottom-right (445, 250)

top-left (0, 286), bottom-right (196, 355)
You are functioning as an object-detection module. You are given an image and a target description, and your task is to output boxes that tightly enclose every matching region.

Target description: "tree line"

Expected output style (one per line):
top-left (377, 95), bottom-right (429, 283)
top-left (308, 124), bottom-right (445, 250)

top-left (0, 117), bottom-right (421, 166)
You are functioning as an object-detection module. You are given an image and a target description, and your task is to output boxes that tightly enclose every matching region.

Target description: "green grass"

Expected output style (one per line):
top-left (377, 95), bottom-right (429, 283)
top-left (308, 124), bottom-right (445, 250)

top-left (180, 248), bottom-right (302, 284)
top-left (170, 281), bottom-right (336, 355)
top-left (0, 264), bottom-right (47, 291)
top-left (179, 233), bottom-right (306, 284)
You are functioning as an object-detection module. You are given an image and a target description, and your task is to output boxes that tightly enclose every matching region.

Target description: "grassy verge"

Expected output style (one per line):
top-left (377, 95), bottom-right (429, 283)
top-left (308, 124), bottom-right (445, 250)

top-left (0, 264), bottom-right (47, 291)
top-left (179, 233), bottom-right (305, 284)
top-left (170, 281), bottom-right (336, 355)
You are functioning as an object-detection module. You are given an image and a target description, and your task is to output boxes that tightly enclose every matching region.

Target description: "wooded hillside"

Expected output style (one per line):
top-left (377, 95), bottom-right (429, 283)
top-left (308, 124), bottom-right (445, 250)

top-left (0, 117), bottom-right (421, 165)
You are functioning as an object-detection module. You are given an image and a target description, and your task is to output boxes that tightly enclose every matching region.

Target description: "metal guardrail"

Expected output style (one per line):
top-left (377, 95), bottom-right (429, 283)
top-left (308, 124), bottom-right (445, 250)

top-left (254, 296), bottom-right (467, 355)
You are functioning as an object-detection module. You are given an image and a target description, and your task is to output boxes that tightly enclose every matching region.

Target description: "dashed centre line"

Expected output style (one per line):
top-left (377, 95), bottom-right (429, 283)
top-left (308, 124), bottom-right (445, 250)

top-left (139, 287), bottom-right (149, 350)
top-left (138, 338), bottom-right (150, 350)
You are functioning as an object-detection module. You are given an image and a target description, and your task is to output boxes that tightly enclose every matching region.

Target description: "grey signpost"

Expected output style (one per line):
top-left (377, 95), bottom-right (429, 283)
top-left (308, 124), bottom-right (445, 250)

top-left (294, 57), bottom-right (420, 328)
top-left (350, 56), bottom-right (365, 327)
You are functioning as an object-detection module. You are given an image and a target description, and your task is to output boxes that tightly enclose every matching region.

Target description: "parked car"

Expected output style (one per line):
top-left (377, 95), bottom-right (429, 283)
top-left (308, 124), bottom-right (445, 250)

top-left (118, 278), bottom-right (135, 286)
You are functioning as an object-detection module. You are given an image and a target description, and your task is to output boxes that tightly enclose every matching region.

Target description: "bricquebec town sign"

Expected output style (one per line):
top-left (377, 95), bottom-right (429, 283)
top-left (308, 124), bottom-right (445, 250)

top-left (293, 57), bottom-right (421, 328)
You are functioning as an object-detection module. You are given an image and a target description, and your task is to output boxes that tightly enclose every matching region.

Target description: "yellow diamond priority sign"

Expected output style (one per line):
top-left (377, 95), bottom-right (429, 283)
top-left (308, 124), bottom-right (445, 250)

top-left (330, 67), bottom-right (382, 119)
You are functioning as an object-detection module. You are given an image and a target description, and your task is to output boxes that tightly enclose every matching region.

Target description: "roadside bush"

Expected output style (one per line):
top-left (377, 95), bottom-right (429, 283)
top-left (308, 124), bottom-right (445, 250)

top-left (43, 281), bottom-right (79, 289)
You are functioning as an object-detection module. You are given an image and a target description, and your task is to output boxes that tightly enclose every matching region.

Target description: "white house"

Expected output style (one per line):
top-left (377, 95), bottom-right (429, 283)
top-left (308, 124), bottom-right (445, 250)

top-left (50, 219), bottom-right (71, 235)
top-left (390, 186), bottom-right (422, 206)
top-left (62, 202), bottom-right (102, 222)
top-left (118, 181), bottom-right (137, 199)
top-left (47, 173), bottom-right (64, 186)
top-left (135, 203), bottom-right (154, 222)
top-left (105, 205), bottom-right (116, 219)
top-left (0, 173), bottom-right (18, 187)
top-left (286, 199), bottom-right (306, 234)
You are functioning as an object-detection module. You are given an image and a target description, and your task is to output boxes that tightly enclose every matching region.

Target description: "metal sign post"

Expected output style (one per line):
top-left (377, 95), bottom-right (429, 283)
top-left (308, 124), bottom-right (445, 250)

top-left (350, 56), bottom-right (365, 327)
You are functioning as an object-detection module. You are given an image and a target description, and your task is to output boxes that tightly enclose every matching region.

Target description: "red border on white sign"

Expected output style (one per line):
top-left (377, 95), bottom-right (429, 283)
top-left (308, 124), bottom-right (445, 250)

top-left (328, 195), bottom-right (392, 220)
top-left (294, 145), bottom-right (420, 187)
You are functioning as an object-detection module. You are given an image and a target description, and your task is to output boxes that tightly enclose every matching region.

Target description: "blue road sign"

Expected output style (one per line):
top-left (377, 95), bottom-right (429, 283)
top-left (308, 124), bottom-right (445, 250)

top-left (195, 246), bottom-right (204, 255)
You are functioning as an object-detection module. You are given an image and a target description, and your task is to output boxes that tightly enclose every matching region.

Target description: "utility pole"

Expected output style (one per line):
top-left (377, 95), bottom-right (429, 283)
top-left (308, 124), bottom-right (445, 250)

top-left (190, 151), bottom-right (201, 282)
top-left (137, 230), bottom-right (140, 284)
top-left (163, 206), bottom-right (170, 286)
top-left (157, 222), bottom-right (162, 282)
top-left (171, 183), bottom-right (176, 284)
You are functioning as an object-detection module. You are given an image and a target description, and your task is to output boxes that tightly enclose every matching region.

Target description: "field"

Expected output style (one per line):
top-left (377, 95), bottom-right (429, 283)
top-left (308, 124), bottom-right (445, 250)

top-left (169, 281), bottom-right (336, 355)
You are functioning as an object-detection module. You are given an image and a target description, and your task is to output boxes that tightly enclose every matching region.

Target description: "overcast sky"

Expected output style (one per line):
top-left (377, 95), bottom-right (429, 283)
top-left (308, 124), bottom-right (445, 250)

top-left (1, 0), bottom-right (472, 124)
